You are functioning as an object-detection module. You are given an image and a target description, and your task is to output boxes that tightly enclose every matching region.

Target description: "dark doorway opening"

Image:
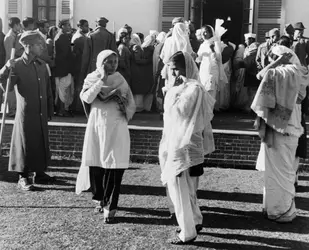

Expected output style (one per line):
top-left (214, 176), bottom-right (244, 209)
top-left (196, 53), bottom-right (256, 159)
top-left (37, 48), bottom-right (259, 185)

top-left (202, 0), bottom-right (251, 46)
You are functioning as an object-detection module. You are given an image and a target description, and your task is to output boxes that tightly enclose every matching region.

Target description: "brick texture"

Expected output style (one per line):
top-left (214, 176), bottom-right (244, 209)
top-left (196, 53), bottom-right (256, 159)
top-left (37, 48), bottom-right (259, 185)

top-left (1, 124), bottom-right (309, 169)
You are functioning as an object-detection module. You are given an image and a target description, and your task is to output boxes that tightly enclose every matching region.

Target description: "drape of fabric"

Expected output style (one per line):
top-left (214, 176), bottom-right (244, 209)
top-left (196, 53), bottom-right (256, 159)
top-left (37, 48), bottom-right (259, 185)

top-left (55, 73), bottom-right (74, 109)
top-left (156, 32), bottom-right (166, 44)
top-left (160, 23), bottom-right (194, 92)
top-left (256, 132), bottom-right (298, 222)
top-left (76, 51), bottom-right (135, 194)
top-left (159, 53), bottom-right (215, 184)
top-left (251, 64), bottom-right (305, 134)
top-left (167, 169), bottom-right (202, 242)
top-left (153, 42), bottom-right (165, 111)
top-left (141, 34), bottom-right (156, 48)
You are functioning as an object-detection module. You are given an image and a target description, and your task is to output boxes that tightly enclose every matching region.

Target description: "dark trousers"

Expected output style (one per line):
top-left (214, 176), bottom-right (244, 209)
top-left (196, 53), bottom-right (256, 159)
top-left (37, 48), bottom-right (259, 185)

top-left (89, 167), bottom-right (125, 211)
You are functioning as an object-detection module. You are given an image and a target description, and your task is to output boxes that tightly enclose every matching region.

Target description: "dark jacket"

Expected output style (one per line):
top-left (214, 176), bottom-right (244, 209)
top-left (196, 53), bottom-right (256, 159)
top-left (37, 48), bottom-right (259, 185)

top-left (81, 26), bottom-right (117, 78)
top-left (0, 53), bottom-right (53, 172)
top-left (54, 29), bottom-right (74, 77)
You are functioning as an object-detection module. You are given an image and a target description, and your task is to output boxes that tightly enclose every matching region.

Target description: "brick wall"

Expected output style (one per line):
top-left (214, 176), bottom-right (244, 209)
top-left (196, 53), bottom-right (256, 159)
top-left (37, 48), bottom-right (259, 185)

top-left (2, 123), bottom-right (309, 169)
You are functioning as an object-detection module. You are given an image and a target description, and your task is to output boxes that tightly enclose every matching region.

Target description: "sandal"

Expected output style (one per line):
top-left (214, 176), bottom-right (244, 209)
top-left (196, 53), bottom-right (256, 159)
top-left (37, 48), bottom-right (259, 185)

top-left (168, 236), bottom-right (196, 245)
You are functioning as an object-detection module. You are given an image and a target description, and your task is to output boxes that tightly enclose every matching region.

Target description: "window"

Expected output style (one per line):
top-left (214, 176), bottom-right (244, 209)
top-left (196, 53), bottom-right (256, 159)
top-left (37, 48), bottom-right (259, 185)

top-left (33, 0), bottom-right (57, 26)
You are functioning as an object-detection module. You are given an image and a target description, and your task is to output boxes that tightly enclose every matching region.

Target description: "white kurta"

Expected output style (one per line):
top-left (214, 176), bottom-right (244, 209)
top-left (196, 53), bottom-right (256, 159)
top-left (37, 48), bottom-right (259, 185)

top-left (76, 80), bottom-right (131, 194)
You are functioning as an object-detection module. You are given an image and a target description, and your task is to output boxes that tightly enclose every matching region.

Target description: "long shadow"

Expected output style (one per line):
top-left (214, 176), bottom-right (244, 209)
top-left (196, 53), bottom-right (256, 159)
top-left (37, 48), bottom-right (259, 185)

top-left (118, 206), bottom-right (170, 217)
top-left (201, 206), bottom-right (309, 234)
top-left (296, 185), bottom-right (309, 193)
top-left (298, 175), bottom-right (309, 181)
top-left (193, 233), bottom-right (309, 249)
top-left (50, 159), bottom-right (81, 167)
top-left (0, 205), bottom-right (93, 209)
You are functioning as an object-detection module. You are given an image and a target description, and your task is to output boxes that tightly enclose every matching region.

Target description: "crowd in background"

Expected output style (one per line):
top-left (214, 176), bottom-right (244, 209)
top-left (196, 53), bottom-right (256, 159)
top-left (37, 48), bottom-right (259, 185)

top-left (1, 15), bottom-right (308, 120)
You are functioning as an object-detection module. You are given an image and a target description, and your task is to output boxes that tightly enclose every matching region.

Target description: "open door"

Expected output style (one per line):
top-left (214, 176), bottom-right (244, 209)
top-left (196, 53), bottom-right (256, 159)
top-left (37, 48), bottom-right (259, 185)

top-left (159, 0), bottom-right (189, 32)
top-left (253, 0), bottom-right (283, 43)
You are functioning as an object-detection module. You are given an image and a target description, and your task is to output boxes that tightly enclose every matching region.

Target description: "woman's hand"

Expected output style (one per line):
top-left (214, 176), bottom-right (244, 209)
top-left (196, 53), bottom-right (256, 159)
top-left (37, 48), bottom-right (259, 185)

top-left (100, 66), bottom-right (108, 82)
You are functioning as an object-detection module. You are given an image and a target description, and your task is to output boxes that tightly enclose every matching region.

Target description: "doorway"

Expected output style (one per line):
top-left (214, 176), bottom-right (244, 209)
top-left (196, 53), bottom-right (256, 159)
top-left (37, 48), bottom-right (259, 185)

top-left (202, 0), bottom-right (251, 45)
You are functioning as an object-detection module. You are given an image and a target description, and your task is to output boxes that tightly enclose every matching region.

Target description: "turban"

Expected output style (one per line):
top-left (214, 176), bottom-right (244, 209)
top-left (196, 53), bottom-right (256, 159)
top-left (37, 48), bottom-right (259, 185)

top-left (244, 33), bottom-right (256, 39)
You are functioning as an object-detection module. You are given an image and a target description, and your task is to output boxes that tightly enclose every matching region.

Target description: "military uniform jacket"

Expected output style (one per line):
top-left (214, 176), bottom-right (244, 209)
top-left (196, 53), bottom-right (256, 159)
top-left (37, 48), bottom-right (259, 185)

top-left (0, 53), bottom-right (53, 172)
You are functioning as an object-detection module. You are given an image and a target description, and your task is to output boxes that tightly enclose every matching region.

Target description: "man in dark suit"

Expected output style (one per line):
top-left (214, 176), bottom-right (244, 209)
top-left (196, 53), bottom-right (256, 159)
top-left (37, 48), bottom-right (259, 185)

top-left (81, 17), bottom-right (117, 78)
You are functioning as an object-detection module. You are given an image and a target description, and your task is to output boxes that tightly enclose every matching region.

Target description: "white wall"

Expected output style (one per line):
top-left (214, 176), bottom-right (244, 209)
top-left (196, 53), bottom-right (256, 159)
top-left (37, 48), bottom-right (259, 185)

top-left (73, 0), bottom-right (160, 36)
top-left (284, 0), bottom-right (309, 36)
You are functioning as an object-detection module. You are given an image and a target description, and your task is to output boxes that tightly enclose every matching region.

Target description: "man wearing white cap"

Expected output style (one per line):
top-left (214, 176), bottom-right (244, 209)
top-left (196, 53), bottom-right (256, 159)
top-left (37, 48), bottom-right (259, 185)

top-left (242, 33), bottom-right (260, 112)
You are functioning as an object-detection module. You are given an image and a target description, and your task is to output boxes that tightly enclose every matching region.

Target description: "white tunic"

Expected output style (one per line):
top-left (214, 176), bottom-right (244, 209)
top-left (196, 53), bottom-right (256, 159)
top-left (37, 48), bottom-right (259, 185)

top-left (76, 79), bottom-right (131, 194)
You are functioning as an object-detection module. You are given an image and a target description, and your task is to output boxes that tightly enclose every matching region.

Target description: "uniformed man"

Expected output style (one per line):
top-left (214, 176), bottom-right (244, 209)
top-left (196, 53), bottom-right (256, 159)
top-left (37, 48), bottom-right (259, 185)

top-left (0, 31), bottom-right (54, 191)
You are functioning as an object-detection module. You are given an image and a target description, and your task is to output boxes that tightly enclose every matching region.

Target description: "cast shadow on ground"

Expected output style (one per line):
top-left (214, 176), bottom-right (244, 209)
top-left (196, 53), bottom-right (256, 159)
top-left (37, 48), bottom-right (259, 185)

top-left (116, 205), bottom-right (309, 234)
top-left (200, 206), bottom-right (309, 234)
top-left (298, 175), bottom-right (309, 181)
top-left (193, 233), bottom-right (309, 250)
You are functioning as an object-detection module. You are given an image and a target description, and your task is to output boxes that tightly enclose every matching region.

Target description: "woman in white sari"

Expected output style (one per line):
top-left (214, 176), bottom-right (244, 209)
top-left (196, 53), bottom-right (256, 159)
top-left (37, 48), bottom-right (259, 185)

top-left (76, 50), bottom-right (136, 223)
top-left (159, 51), bottom-right (215, 244)
top-left (252, 45), bottom-right (308, 223)
top-left (196, 20), bottom-right (229, 111)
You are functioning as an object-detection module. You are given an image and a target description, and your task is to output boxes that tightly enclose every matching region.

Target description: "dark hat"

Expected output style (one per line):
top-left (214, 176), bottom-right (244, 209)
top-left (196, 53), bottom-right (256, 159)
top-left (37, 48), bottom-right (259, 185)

top-left (284, 23), bottom-right (295, 34)
top-left (265, 31), bottom-right (270, 38)
top-left (269, 28), bottom-right (280, 37)
top-left (294, 22), bottom-right (306, 30)
top-left (124, 24), bottom-right (132, 33)
top-left (19, 31), bottom-right (44, 45)
top-left (172, 17), bottom-right (184, 25)
top-left (96, 17), bottom-right (109, 25)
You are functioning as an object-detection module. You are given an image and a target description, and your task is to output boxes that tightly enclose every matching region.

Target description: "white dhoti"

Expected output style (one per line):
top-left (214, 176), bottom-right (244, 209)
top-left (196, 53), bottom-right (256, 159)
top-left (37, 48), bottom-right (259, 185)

top-left (167, 169), bottom-right (203, 242)
top-left (256, 132), bottom-right (298, 222)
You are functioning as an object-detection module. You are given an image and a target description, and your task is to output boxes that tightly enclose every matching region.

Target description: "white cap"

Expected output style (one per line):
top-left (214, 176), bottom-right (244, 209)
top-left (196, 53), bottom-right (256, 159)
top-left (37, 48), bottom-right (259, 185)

top-left (244, 33), bottom-right (256, 39)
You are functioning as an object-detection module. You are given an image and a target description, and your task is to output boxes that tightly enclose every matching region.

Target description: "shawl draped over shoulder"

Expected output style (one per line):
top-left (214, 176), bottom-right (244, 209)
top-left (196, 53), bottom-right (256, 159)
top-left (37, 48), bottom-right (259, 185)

top-left (80, 50), bottom-right (136, 121)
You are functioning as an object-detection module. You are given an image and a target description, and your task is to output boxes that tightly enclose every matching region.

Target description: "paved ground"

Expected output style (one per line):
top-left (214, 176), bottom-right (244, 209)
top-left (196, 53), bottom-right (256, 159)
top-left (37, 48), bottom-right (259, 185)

top-left (0, 156), bottom-right (309, 250)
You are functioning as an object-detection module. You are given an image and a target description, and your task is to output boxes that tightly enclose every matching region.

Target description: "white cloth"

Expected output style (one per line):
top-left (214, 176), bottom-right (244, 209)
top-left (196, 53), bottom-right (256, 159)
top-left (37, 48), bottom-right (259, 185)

top-left (257, 132), bottom-right (298, 222)
top-left (76, 50), bottom-right (135, 194)
top-left (167, 169), bottom-right (203, 242)
top-left (55, 73), bottom-right (74, 109)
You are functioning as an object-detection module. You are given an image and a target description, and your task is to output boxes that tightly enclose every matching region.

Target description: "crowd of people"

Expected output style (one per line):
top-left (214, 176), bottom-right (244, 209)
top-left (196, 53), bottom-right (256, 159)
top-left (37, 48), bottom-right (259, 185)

top-left (0, 14), bottom-right (309, 245)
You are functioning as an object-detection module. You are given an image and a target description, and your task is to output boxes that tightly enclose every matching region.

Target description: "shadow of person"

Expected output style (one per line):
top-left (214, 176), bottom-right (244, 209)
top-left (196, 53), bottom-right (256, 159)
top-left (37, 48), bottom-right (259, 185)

top-left (193, 232), bottom-right (309, 250)
top-left (200, 206), bottom-right (309, 234)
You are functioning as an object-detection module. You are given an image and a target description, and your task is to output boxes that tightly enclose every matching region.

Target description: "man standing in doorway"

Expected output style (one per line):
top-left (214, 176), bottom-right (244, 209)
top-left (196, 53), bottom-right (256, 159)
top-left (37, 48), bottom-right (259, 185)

top-left (292, 22), bottom-right (309, 67)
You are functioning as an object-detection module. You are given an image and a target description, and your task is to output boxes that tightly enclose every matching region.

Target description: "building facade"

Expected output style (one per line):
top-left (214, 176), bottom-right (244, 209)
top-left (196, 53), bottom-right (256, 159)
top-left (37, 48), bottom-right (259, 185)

top-left (0, 0), bottom-right (308, 44)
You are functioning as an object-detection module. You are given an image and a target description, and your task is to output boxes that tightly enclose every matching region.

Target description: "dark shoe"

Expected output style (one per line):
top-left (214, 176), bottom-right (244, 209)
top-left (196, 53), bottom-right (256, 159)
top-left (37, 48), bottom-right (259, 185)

top-left (18, 177), bottom-right (34, 191)
top-left (176, 224), bottom-right (203, 234)
top-left (168, 236), bottom-right (196, 245)
top-left (103, 217), bottom-right (115, 224)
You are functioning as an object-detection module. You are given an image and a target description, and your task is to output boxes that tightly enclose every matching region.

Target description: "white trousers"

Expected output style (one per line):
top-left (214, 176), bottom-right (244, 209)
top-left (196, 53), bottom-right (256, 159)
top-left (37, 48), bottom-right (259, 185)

top-left (167, 169), bottom-right (203, 242)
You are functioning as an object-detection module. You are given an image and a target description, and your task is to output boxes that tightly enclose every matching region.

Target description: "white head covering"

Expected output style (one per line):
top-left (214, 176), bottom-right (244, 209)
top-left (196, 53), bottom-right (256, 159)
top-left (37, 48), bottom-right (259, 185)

top-left (183, 51), bottom-right (200, 81)
top-left (195, 29), bottom-right (202, 40)
top-left (150, 30), bottom-right (159, 37)
top-left (156, 31), bottom-right (166, 43)
top-left (141, 34), bottom-right (156, 48)
top-left (271, 45), bottom-right (301, 66)
top-left (130, 33), bottom-right (142, 47)
top-left (117, 27), bottom-right (128, 40)
top-left (96, 50), bottom-right (117, 75)
top-left (163, 23), bottom-right (193, 63)
top-left (244, 33), bottom-right (256, 40)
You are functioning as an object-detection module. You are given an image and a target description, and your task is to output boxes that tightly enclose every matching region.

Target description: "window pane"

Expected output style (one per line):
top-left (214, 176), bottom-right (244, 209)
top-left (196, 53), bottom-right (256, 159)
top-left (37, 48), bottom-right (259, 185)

top-left (38, 7), bottom-right (47, 19)
top-left (50, 7), bottom-right (56, 21)
top-left (50, 0), bottom-right (56, 7)
top-left (38, 0), bottom-right (47, 6)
